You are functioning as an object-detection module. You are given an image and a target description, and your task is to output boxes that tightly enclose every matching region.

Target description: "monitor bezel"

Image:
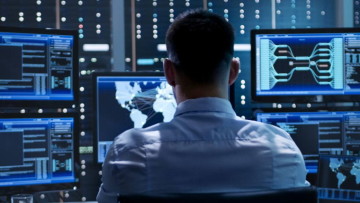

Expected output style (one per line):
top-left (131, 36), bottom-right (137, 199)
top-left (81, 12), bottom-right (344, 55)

top-left (92, 71), bottom-right (170, 163)
top-left (0, 113), bottom-right (80, 196)
top-left (0, 26), bottom-right (79, 108)
top-left (251, 27), bottom-right (360, 103)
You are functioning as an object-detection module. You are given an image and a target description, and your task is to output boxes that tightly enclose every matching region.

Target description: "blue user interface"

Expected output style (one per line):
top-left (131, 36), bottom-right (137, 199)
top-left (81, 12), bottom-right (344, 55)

top-left (257, 111), bottom-right (360, 173)
top-left (0, 117), bottom-right (76, 187)
top-left (255, 32), bottom-right (360, 96)
top-left (0, 31), bottom-right (75, 100)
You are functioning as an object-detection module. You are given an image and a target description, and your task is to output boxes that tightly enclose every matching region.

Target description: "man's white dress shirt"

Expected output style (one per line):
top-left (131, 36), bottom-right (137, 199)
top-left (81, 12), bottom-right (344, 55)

top-left (97, 97), bottom-right (309, 202)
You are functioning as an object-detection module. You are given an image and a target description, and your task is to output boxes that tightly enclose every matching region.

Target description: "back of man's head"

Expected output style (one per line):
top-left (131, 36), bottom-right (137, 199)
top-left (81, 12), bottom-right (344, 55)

top-left (165, 9), bottom-right (235, 85)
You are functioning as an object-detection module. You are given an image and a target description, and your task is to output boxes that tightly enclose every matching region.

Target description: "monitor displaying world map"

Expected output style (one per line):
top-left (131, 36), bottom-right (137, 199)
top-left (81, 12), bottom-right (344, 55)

top-left (94, 72), bottom-right (176, 163)
top-left (317, 155), bottom-right (360, 202)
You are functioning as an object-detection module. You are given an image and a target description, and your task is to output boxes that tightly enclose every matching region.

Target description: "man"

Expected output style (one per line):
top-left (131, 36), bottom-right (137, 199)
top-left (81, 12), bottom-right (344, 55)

top-left (97, 9), bottom-right (309, 202)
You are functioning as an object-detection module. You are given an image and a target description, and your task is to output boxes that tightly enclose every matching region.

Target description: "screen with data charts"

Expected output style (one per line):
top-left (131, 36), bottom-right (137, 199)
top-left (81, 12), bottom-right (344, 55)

top-left (251, 28), bottom-right (360, 102)
top-left (0, 26), bottom-right (78, 107)
top-left (0, 114), bottom-right (79, 195)
top-left (257, 111), bottom-right (360, 174)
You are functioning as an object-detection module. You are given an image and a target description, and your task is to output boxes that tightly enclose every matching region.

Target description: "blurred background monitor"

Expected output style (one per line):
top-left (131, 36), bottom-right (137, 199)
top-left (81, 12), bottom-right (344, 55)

top-left (0, 114), bottom-right (79, 195)
top-left (93, 72), bottom-right (176, 163)
top-left (317, 155), bottom-right (360, 203)
top-left (251, 28), bottom-right (360, 103)
top-left (0, 26), bottom-right (78, 107)
top-left (256, 111), bottom-right (360, 174)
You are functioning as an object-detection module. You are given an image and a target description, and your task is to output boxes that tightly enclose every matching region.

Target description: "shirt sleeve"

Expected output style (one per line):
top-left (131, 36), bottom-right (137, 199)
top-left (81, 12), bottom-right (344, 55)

top-left (96, 182), bottom-right (119, 203)
top-left (96, 139), bottom-right (148, 203)
top-left (96, 143), bottom-right (121, 203)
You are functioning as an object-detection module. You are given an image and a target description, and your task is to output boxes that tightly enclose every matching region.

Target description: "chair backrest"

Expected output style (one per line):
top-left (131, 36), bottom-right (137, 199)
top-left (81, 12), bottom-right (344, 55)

top-left (119, 186), bottom-right (317, 203)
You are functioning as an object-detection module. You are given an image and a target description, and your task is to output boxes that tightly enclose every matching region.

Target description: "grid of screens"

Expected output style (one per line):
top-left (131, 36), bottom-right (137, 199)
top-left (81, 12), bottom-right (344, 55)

top-left (94, 72), bottom-right (176, 163)
top-left (317, 155), bottom-right (360, 203)
top-left (0, 115), bottom-right (78, 193)
top-left (251, 28), bottom-right (360, 102)
top-left (256, 111), bottom-right (360, 174)
top-left (0, 27), bottom-right (77, 103)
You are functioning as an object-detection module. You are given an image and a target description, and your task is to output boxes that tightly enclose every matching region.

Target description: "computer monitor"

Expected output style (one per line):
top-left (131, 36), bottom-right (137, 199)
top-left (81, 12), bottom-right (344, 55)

top-left (317, 155), bottom-right (360, 202)
top-left (93, 72), bottom-right (177, 163)
top-left (251, 28), bottom-right (360, 102)
top-left (0, 26), bottom-right (78, 107)
top-left (256, 111), bottom-right (360, 174)
top-left (0, 114), bottom-right (79, 195)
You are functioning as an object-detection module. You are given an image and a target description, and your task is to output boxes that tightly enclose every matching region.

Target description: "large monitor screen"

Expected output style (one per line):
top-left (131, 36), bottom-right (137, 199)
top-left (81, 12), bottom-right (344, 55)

top-left (0, 114), bottom-right (79, 194)
top-left (251, 28), bottom-right (360, 102)
top-left (256, 111), bottom-right (360, 173)
top-left (0, 26), bottom-right (78, 105)
top-left (317, 155), bottom-right (360, 203)
top-left (93, 72), bottom-right (177, 163)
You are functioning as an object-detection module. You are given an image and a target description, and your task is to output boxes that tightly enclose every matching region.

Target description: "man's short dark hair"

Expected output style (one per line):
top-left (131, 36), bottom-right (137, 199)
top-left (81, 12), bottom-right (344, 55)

top-left (165, 9), bottom-right (235, 84)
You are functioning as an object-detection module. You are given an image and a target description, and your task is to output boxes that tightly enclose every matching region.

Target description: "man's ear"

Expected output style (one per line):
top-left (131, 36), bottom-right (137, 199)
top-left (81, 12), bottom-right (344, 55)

top-left (163, 58), bottom-right (176, 87)
top-left (228, 58), bottom-right (240, 85)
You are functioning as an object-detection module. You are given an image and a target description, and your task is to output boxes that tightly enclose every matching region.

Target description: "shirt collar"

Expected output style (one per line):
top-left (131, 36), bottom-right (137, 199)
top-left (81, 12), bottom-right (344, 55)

top-left (174, 97), bottom-right (236, 117)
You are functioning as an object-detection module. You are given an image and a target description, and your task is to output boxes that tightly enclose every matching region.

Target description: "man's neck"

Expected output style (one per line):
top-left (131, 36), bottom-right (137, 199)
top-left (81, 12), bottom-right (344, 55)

top-left (173, 84), bottom-right (228, 104)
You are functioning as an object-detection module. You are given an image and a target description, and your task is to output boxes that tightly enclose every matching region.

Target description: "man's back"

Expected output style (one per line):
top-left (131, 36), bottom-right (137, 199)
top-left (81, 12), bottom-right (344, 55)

top-left (97, 10), bottom-right (309, 202)
top-left (97, 98), bottom-right (309, 201)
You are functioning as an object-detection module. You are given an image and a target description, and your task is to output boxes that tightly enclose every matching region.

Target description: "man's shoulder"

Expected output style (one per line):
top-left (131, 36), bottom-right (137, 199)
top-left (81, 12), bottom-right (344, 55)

top-left (237, 119), bottom-right (292, 140)
top-left (112, 124), bottom-right (164, 152)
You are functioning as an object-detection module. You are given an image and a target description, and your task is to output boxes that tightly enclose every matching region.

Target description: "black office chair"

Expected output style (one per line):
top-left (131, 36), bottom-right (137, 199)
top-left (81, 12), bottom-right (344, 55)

top-left (119, 186), bottom-right (317, 203)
